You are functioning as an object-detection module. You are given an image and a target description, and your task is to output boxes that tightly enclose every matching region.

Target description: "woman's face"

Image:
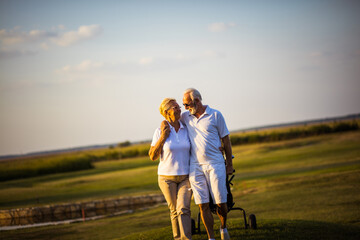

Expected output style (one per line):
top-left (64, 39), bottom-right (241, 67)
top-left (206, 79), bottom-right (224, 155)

top-left (166, 101), bottom-right (181, 123)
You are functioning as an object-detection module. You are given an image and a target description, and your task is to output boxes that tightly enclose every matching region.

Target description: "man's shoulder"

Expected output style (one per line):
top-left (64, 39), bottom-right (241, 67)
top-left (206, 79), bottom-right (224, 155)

top-left (181, 111), bottom-right (189, 118)
top-left (206, 106), bottom-right (222, 116)
top-left (181, 111), bottom-right (191, 123)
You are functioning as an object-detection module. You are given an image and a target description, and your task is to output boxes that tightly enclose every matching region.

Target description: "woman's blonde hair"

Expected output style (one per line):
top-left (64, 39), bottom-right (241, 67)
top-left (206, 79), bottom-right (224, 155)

top-left (159, 98), bottom-right (176, 118)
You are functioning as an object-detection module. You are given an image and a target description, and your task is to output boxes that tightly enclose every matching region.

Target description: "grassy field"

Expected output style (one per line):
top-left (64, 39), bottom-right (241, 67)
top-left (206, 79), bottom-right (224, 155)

top-left (1, 131), bottom-right (360, 239)
top-left (1, 120), bottom-right (357, 182)
top-left (0, 157), bottom-right (158, 209)
top-left (0, 143), bottom-right (151, 181)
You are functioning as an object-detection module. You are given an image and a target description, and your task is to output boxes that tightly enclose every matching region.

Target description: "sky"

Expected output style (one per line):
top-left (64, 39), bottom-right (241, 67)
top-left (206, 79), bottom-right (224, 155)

top-left (0, 0), bottom-right (359, 156)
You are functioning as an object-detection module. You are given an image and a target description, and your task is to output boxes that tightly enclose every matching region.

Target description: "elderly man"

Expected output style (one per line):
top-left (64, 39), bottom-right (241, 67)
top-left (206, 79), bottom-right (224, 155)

top-left (181, 88), bottom-right (234, 240)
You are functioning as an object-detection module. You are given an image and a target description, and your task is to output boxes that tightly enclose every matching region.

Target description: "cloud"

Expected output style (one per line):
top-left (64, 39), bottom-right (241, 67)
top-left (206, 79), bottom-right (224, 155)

top-left (0, 49), bottom-right (37, 58)
top-left (0, 25), bottom-right (103, 59)
top-left (57, 60), bottom-right (104, 73)
top-left (0, 25), bottom-right (102, 47)
top-left (203, 50), bottom-right (226, 58)
top-left (208, 22), bottom-right (236, 32)
top-left (58, 25), bottom-right (66, 30)
top-left (54, 60), bottom-right (106, 85)
top-left (139, 57), bottom-right (154, 65)
top-left (309, 51), bottom-right (333, 58)
top-left (40, 42), bottom-right (49, 50)
top-left (52, 25), bottom-right (103, 47)
top-left (0, 28), bottom-right (57, 45)
top-left (54, 50), bottom-right (224, 83)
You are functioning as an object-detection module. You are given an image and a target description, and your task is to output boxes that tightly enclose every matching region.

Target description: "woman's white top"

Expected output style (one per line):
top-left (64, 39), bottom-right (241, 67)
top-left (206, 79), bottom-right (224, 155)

top-left (151, 121), bottom-right (190, 175)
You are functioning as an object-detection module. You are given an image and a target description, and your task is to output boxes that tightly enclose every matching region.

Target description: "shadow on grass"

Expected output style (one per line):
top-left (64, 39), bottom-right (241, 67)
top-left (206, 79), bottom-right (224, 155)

top-left (121, 219), bottom-right (360, 240)
top-left (1, 215), bottom-right (360, 240)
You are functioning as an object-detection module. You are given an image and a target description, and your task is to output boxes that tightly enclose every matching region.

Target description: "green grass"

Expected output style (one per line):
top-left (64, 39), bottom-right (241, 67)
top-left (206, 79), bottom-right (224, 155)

top-left (1, 131), bottom-right (360, 239)
top-left (1, 120), bottom-right (358, 182)
top-left (0, 157), bottom-right (158, 209)
top-left (6, 217), bottom-right (358, 240)
top-left (230, 120), bottom-right (359, 145)
top-left (0, 143), bottom-right (151, 181)
top-left (0, 155), bottom-right (94, 181)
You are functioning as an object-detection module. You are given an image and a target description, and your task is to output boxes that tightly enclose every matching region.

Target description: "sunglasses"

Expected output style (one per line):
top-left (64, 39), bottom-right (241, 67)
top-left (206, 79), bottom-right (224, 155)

top-left (183, 102), bottom-right (193, 107)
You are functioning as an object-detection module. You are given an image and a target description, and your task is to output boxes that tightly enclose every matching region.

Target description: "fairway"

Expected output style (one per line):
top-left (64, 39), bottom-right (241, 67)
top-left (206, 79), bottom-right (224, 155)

top-left (1, 131), bottom-right (360, 239)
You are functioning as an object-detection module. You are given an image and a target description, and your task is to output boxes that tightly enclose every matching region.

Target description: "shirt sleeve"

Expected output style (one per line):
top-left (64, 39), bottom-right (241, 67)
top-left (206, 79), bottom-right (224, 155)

top-left (216, 111), bottom-right (230, 138)
top-left (151, 128), bottom-right (161, 146)
top-left (180, 112), bottom-right (189, 126)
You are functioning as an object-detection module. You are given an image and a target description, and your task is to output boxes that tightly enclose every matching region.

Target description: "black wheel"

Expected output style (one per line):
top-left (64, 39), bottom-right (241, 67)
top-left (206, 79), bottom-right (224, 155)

top-left (191, 218), bottom-right (196, 235)
top-left (249, 214), bottom-right (257, 229)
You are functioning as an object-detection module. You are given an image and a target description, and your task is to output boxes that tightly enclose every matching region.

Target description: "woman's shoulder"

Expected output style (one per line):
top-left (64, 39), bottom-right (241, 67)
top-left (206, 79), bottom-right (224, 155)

top-left (152, 127), bottom-right (162, 139)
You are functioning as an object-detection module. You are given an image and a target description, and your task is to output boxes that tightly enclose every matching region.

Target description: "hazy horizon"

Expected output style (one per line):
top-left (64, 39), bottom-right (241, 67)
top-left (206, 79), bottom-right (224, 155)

top-left (1, 0), bottom-right (360, 155)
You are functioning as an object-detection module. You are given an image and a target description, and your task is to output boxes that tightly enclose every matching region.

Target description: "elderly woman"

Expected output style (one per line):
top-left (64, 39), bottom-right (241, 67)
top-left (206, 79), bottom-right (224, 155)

top-left (149, 98), bottom-right (192, 240)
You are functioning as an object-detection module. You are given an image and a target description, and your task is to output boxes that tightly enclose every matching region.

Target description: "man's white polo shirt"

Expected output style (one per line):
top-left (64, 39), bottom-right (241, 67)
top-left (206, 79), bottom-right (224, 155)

top-left (181, 105), bottom-right (229, 165)
top-left (151, 121), bottom-right (190, 175)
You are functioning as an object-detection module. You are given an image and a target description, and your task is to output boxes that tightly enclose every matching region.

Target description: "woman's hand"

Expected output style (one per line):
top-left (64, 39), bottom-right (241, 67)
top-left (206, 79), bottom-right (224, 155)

top-left (148, 121), bottom-right (170, 161)
top-left (160, 120), bottom-right (170, 140)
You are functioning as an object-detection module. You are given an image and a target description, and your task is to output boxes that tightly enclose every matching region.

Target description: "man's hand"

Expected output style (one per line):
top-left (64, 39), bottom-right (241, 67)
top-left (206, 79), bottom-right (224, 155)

top-left (226, 164), bottom-right (234, 175)
top-left (220, 146), bottom-right (234, 175)
top-left (160, 120), bottom-right (170, 139)
top-left (219, 146), bottom-right (224, 154)
top-left (221, 135), bottom-right (234, 175)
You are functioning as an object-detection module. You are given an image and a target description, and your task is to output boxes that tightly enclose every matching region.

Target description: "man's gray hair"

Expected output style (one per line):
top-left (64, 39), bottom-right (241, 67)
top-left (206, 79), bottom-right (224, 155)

top-left (184, 88), bottom-right (202, 102)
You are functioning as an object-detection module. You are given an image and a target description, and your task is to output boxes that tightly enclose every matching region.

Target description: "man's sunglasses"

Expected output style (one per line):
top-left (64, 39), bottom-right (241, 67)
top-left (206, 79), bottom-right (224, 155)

top-left (183, 102), bottom-right (193, 107)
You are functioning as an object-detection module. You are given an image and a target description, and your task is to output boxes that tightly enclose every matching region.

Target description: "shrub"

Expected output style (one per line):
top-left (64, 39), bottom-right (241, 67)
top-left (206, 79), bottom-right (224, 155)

top-left (230, 135), bottom-right (243, 145)
top-left (118, 141), bottom-right (131, 147)
top-left (0, 156), bottom-right (94, 181)
top-left (105, 151), bottom-right (120, 160)
top-left (333, 121), bottom-right (359, 132)
top-left (230, 121), bottom-right (359, 147)
top-left (120, 149), bottom-right (139, 159)
top-left (308, 124), bottom-right (332, 135)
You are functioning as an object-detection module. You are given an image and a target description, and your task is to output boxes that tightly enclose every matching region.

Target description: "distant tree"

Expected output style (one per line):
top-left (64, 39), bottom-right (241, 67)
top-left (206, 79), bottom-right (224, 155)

top-left (118, 141), bottom-right (131, 148)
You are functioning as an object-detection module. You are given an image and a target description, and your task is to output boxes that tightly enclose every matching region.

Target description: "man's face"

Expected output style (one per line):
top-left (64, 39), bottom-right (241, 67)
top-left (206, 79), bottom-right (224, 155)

top-left (183, 93), bottom-right (197, 115)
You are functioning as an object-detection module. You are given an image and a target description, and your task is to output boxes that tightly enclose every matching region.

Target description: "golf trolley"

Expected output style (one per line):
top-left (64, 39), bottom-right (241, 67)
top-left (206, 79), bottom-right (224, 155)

top-left (191, 172), bottom-right (257, 235)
